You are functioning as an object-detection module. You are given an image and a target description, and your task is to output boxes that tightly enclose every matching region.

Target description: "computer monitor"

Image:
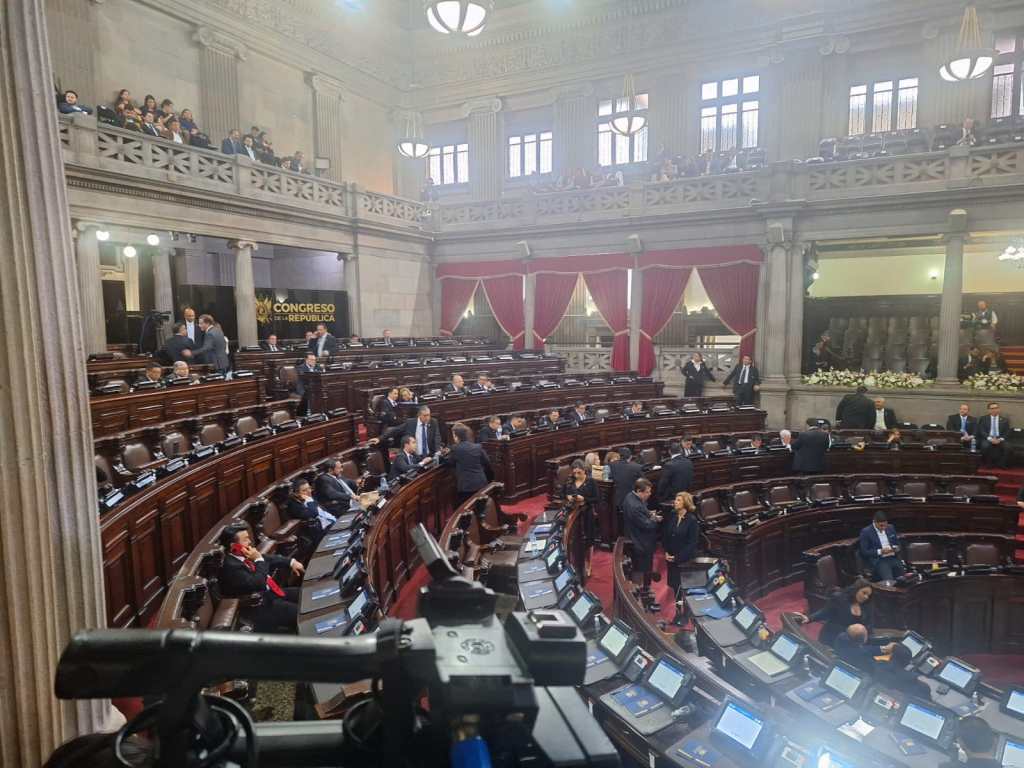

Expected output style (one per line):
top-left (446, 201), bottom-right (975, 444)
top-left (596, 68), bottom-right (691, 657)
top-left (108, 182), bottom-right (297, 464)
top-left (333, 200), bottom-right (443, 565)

top-left (713, 579), bottom-right (735, 605)
top-left (706, 560), bottom-right (723, 583)
top-left (999, 738), bottom-right (1024, 768)
top-left (553, 567), bottom-right (576, 596)
top-left (598, 621), bottom-right (636, 665)
top-left (1001, 688), bottom-right (1024, 720)
top-left (732, 604), bottom-right (762, 634)
top-left (568, 591), bottom-right (600, 627)
top-left (544, 546), bottom-right (562, 572)
top-left (644, 656), bottom-right (694, 707)
top-left (897, 701), bottom-right (951, 746)
top-left (711, 699), bottom-right (773, 758)
top-left (936, 657), bottom-right (981, 696)
top-left (770, 633), bottom-right (801, 664)
top-left (347, 589), bottom-right (370, 621)
top-left (823, 662), bottom-right (866, 703)
top-left (900, 631), bottom-right (930, 662)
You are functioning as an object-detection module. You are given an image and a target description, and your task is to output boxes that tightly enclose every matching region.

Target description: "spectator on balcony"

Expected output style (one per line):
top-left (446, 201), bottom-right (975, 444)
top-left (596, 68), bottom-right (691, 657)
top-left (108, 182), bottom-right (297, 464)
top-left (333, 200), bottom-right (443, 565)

top-left (161, 117), bottom-right (189, 145)
top-left (115, 99), bottom-right (143, 131)
top-left (157, 98), bottom-right (176, 124)
top-left (421, 177), bottom-right (438, 202)
top-left (140, 94), bottom-right (158, 120)
top-left (249, 125), bottom-right (262, 146)
top-left (113, 88), bottom-right (132, 108)
top-left (241, 134), bottom-right (258, 161)
top-left (957, 117), bottom-right (977, 147)
top-left (179, 109), bottom-right (210, 148)
top-left (257, 132), bottom-right (277, 165)
top-left (140, 111), bottom-right (162, 138)
top-left (285, 151), bottom-right (307, 173)
top-left (58, 90), bottom-right (93, 115)
top-left (221, 128), bottom-right (244, 155)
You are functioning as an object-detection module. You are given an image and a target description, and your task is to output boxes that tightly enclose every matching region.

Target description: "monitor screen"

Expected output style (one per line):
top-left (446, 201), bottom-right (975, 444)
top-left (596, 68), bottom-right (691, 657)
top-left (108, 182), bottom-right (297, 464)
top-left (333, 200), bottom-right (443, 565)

top-left (342, 562), bottom-right (359, 584)
top-left (938, 660), bottom-right (974, 692)
top-left (545, 547), bottom-right (562, 569)
top-left (707, 561), bottom-right (723, 581)
top-left (554, 569), bottom-right (572, 593)
top-left (734, 605), bottom-right (760, 632)
top-left (647, 658), bottom-right (688, 701)
top-left (824, 665), bottom-right (862, 701)
top-left (714, 701), bottom-right (764, 751)
top-left (901, 634), bottom-right (926, 659)
top-left (348, 590), bottom-right (368, 618)
top-left (900, 702), bottom-right (946, 742)
top-left (1002, 740), bottom-right (1024, 768)
top-left (570, 593), bottom-right (594, 623)
top-left (600, 624), bottom-right (629, 658)
top-left (1008, 690), bottom-right (1024, 716)
top-left (772, 634), bottom-right (800, 663)
top-left (714, 581), bottom-right (734, 604)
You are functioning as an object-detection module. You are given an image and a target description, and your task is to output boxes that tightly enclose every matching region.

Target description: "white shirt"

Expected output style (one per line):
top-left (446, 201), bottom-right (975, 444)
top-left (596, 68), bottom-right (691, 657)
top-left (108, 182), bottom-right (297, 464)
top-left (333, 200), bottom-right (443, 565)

top-left (875, 526), bottom-right (891, 555)
top-left (245, 147), bottom-right (256, 160)
top-left (317, 335), bottom-right (327, 356)
top-left (740, 365), bottom-right (750, 384)
top-left (990, 416), bottom-right (1001, 439)
top-left (874, 409), bottom-right (887, 431)
top-left (185, 320), bottom-right (196, 341)
top-left (172, 132), bottom-right (184, 144)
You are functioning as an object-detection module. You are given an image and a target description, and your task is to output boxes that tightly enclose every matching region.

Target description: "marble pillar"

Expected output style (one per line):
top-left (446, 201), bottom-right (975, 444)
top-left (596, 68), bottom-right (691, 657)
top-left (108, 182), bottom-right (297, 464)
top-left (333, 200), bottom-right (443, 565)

top-left (464, 97), bottom-right (503, 200)
top-left (524, 272), bottom-right (536, 350)
top-left (629, 265), bottom-right (643, 372)
top-left (761, 243), bottom-right (789, 380)
top-left (785, 241), bottom-right (806, 380)
top-left (193, 26), bottom-right (246, 150)
top-left (552, 85), bottom-right (594, 176)
top-left (343, 253), bottom-right (362, 337)
top-left (938, 210), bottom-right (967, 383)
top-left (229, 240), bottom-right (259, 347)
top-left (153, 246), bottom-right (175, 345)
top-left (73, 223), bottom-right (108, 355)
top-left (650, 72), bottom-right (687, 157)
top-left (0, 2), bottom-right (118, 765)
top-left (311, 74), bottom-right (345, 182)
top-left (123, 250), bottom-right (140, 312)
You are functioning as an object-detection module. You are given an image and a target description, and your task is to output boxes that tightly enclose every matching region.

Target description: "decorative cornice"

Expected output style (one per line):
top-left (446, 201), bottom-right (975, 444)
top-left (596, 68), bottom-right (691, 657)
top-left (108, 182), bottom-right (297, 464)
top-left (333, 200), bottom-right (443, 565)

top-left (193, 26), bottom-right (248, 61)
top-left (309, 73), bottom-right (347, 100)
top-left (462, 97), bottom-right (503, 118)
top-left (227, 239), bottom-right (260, 251)
top-left (550, 83), bottom-right (596, 104)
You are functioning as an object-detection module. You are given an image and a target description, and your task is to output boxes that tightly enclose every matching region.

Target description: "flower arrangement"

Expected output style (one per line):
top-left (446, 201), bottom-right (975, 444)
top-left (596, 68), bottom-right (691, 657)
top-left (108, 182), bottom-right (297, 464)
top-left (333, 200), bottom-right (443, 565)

top-left (962, 372), bottom-right (1024, 391)
top-left (802, 369), bottom-right (930, 389)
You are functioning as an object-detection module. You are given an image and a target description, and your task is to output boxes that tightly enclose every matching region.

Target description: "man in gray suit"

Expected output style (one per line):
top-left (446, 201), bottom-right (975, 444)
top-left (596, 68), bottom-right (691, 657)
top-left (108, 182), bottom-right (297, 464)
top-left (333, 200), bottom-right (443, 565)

top-left (196, 314), bottom-right (230, 373)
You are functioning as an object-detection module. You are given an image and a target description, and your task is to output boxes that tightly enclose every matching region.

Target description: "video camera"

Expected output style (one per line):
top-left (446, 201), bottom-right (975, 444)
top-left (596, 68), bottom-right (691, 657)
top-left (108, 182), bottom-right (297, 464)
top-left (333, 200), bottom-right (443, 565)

top-left (50, 525), bottom-right (618, 768)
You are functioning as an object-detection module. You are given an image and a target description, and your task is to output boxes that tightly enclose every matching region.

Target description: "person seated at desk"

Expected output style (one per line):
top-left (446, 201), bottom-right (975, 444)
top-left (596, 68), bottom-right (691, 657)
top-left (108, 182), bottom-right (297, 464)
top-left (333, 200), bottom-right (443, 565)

top-left (583, 452), bottom-right (601, 473)
top-left (833, 623), bottom-right (896, 674)
top-left (663, 491), bottom-right (699, 626)
top-left (508, 416), bottom-right (527, 433)
top-left (623, 401), bottom-right (647, 418)
top-left (478, 415), bottom-right (507, 441)
top-left (795, 577), bottom-right (875, 647)
top-left (445, 374), bottom-right (466, 394)
top-left (859, 511), bottom-right (906, 582)
top-left (946, 403), bottom-right (977, 445)
top-left (538, 409), bottom-right (564, 428)
top-left (389, 435), bottom-right (432, 479)
top-left (976, 402), bottom-right (1011, 469)
top-left (469, 374), bottom-right (495, 393)
top-left (744, 435), bottom-right (767, 454)
top-left (218, 523), bottom-right (303, 634)
top-left (681, 434), bottom-right (704, 458)
top-left (942, 716), bottom-right (1002, 768)
top-left (315, 459), bottom-right (363, 512)
top-left (564, 459), bottom-right (600, 576)
top-left (569, 402), bottom-right (590, 426)
top-left (656, 440), bottom-right (694, 502)
top-left (166, 360), bottom-right (196, 384)
top-left (286, 478), bottom-right (336, 541)
top-left (398, 386), bottom-right (417, 405)
top-left (139, 363), bottom-right (164, 387)
top-left (885, 428), bottom-right (902, 450)
top-left (871, 397), bottom-right (897, 433)
top-left (261, 334), bottom-right (282, 353)
top-left (880, 643), bottom-right (932, 701)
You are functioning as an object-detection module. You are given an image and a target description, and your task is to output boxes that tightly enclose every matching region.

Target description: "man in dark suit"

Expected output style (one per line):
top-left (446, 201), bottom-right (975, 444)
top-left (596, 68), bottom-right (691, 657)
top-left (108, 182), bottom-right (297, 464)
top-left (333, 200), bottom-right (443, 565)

top-left (478, 415), bottom-right (506, 441)
top-left (656, 441), bottom-right (694, 503)
top-left (946, 403), bottom-right (978, 445)
top-left (445, 424), bottom-right (494, 505)
top-left (182, 306), bottom-right (204, 348)
top-left (858, 511), bottom-right (905, 581)
top-left (315, 459), bottom-right (361, 511)
top-left (680, 435), bottom-right (704, 459)
top-left (976, 402), bottom-right (1011, 467)
top-left (389, 435), bottom-right (430, 479)
top-left (623, 478), bottom-right (661, 593)
top-left (261, 334), bottom-right (282, 353)
top-left (792, 423), bottom-right (829, 474)
top-left (218, 523), bottom-right (303, 633)
top-left (469, 374), bottom-right (496, 393)
top-left (869, 397), bottom-right (896, 432)
top-left (294, 352), bottom-right (321, 415)
top-left (286, 478), bottom-right (336, 540)
top-left (609, 447), bottom-right (643, 512)
top-left (221, 128), bottom-right (243, 155)
top-left (538, 409), bottom-right (564, 429)
top-left (834, 624), bottom-right (896, 674)
top-left (195, 314), bottom-right (229, 373)
top-left (159, 322), bottom-right (194, 364)
top-left (569, 402), bottom-right (590, 426)
top-left (309, 323), bottom-right (338, 358)
top-left (402, 406), bottom-right (442, 458)
top-left (382, 328), bottom-right (394, 347)
top-left (723, 354), bottom-right (761, 406)
top-left (959, 346), bottom-right (983, 381)
top-left (946, 717), bottom-right (1002, 768)
top-left (623, 401), bottom-right (647, 419)
top-left (836, 386), bottom-right (873, 428)
top-left (445, 374), bottom-right (466, 394)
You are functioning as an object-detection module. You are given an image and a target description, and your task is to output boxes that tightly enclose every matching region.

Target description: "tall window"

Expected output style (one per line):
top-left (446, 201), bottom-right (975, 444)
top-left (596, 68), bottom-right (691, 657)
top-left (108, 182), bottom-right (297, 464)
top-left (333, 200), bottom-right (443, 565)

top-left (848, 78), bottom-right (918, 135)
top-left (597, 93), bottom-right (648, 167)
top-left (700, 75), bottom-right (759, 153)
top-left (508, 131), bottom-right (553, 177)
top-left (991, 33), bottom-right (1024, 118)
top-left (427, 143), bottom-right (468, 185)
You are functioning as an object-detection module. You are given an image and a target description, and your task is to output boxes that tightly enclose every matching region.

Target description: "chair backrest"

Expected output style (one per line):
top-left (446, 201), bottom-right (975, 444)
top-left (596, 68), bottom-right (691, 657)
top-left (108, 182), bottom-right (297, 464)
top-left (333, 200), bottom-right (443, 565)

top-left (371, 394), bottom-right (385, 415)
top-left (851, 480), bottom-right (881, 497)
top-left (640, 447), bottom-right (659, 466)
top-left (898, 480), bottom-right (929, 497)
top-left (365, 449), bottom-right (386, 477)
top-left (702, 440), bottom-right (722, 454)
top-left (340, 460), bottom-right (360, 482)
top-left (734, 438), bottom-right (753, 449)
top-left (121, 441), bottom-right (153, 471)
top-left (199, 423), bottom-right (227, 446)
top-left (197, 548), bottom-right (224, 581)
top-left (905, 541), bottom-right (937, 563)
top-left (965, 543), bottom-right (999, 566)
top-left (95, 454), bottom-right (113, 485)
top-left (278, 365), bottom-right (298, 390)
top-left (768, 484), bottom-right (797, 505)
top-left (556, 464), bottom-right (572, 486)
top-left (262, 501), bottom-right (285, 532)
top-left (816, 554), bottom-right (839, 592)
top-left (698, 496), bottom-right (722, 522)
top-left (733, 490), bottom-right (760, 511)
top-left (236, 415), bottom-right (259, 436)
top-left (162, 431), bottom-right (189, 457)
top-left (270, 409), bottom-right (292, 427)
top-left (810, 482), bottom-right (837, 501)
top-left (952, 481), bottom-right (982, 496)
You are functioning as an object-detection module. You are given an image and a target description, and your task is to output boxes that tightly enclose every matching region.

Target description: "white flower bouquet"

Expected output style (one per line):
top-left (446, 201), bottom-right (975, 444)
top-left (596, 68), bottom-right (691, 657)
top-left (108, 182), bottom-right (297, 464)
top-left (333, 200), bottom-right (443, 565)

top-left (802, 369), bottom-right (930, 389)
top-left (962, 372), bottom-right (1024, 391)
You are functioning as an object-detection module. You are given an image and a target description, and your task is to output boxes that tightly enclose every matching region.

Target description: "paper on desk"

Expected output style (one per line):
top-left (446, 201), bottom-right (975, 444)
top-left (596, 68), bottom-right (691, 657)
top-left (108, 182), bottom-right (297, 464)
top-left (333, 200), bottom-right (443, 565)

top-left (838, 718), bottom-right (875, 741)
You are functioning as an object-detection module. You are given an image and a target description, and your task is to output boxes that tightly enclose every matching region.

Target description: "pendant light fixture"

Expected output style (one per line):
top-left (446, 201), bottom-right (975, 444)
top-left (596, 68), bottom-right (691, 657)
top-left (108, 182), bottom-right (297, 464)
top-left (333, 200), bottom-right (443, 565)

top-left (609, 74), bottom-right (647, 137)
top-left (424, 0), bottom-right (492, 37)
top-left (939, 4), bottom-right (996, 82)
top-left (397, 111), bottom-right (430, 160)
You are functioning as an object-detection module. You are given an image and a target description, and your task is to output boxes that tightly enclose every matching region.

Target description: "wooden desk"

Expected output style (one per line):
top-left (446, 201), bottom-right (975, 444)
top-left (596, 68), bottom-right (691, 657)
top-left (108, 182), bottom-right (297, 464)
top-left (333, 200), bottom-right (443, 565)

top-left (91, 377), bottom-right (262, 438)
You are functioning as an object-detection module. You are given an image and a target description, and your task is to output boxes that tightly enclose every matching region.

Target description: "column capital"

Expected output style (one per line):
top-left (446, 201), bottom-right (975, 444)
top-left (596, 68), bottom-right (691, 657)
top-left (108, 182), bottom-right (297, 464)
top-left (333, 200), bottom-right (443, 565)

top-left (193, 26), bottom-right (248, 61)
top-left (462, 96), bottom-right (503, 118)
top-left (73, 220), bottom-right (104, 235)
top-left (549, 83), bottom-right (594, 104)
top-left (309, 72), bottom-right (346, 100)
top-left (227, 239), bottom-right (259, 252)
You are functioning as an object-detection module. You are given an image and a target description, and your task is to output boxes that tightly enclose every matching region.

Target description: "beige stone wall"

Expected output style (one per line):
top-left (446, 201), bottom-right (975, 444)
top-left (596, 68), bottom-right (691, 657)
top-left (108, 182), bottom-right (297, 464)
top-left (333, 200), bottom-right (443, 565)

top-left (355, 237), bottom-right (433, 336)
top-left (341, 90), bottom-right (398, 195)
top-left (238, 50), bottom-right (315, 159)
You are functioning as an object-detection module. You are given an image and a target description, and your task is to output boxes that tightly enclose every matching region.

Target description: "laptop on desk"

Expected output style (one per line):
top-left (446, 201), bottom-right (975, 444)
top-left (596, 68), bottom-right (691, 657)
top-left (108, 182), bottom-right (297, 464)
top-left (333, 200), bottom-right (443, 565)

top-left (700, 602), bottom-right (764, 648)
top-left (790, 661), bottom-right (868, 726)
top-left (743, 632), bottom-right (803, 678)
top-left (686, 578), bottom-right (735, 620)
top-left (584, 620), bottom-right (639, 685)
top-left (599, 654), bottom-right (695, 736)
top-left (518, 545), bottom-right (562, 583)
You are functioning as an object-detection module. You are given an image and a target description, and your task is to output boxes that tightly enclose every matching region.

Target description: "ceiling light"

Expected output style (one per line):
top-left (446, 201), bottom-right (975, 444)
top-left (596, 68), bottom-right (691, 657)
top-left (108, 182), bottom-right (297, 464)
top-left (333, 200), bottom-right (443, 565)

top-left (123, 245), bottom-right (137, 258)
top-left (939, 5), bottom-right (996, 82)
top-left (425, 0), bottom-right (491, 37)
top-left (609, 74), bottom-right (647, 137)
top-left (811, 271), bottom-right (820, 281)
top-left (928, 268), bottom-right (940, 279)
top-left (146, 233), bottom-right (160, 246)
top-left (397, 111), bottom-right (431, 159)
top-left (95, 229), bottom-right (110, 241)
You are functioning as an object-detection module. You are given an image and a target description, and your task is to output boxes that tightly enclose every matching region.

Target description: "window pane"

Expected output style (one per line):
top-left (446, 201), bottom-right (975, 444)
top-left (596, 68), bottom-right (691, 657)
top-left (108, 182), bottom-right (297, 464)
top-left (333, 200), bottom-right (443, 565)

top-left (615, 132), bottom-right (630, 165)
top-left (700, 107), bottom-right (717, 153)
top-left (896, 80), bottom-right (918, 130)
top-left (702, 81), bottom-right (718, 100)
top-left (849, 91), bottom-right (867, 135)
top-left (598, 124), bottom-right (613, 167)
top-left (616, 96), bottom-right (629, 113)
top-left (720, 103), bottom-right (738, 151)
top-left (871, 86), bottom-right (893, 132)
top-left (849, 84), bottom-right (867, 96)
top-left (635, 93), bottom-right (649, 110)
top-left (442, 146), bottom-right (454, 185)
top-left (874, 80), bottom-right (893, 93)
top-left (428, 149), bottom-right (441, 185)
top-left (741, 101), bottom-right (759, 148)
top-left (509, 141), bottom-right (521, 177)
top-left (540, 133), bottom-right (553, 174)
top-left (992, 64), bottom-right (1014, 118)
top-left (524, 135), bottom-right (537, 176)
top-left (633, 125), bottom-right (648, 163)
top-left (598, 99), bottom-right (613, 116)
top-left (743, 75), bottom-right (760, 94)
top-left (898, 77), bottom-right (918, 89)
top-left (456, 145), bottom-right (468, 184)
top-left (722, 78), bottom-right (739, 97)
top-left (996, 34), bottom-right (1017, 54)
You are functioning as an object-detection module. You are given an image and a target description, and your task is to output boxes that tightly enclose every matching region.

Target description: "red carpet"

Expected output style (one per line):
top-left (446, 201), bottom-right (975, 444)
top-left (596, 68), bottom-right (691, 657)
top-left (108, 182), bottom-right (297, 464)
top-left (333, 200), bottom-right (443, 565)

top-left (979, 467), bottom-right (1024, 560)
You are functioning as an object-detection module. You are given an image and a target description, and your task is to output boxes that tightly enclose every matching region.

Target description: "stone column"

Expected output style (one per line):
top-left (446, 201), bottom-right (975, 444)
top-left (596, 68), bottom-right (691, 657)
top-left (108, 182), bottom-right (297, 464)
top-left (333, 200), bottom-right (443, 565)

top-left (73, 222), bottom-right (108, 355)
top-left (785, 241), bottom-right (806, 380)
top-left (463, 97), bottom-right (503, 200)
top-left (229, 239), bottom-right (259, 347)
top-left (123, 249), bottom-right (140, 312)
top-left (310, 73), bottom-right (345, 182)
top-left (628, 265), bottom-right (643, 372)
top-left (524, 272), bottom-right (536, 350)
top-left (153, 246), bottom-right (176, 345)
top-left (760, 243), bottom-right (789, 380)
top-left (0, 2), bottom-right (119, 764)
top-left (552, 84), bottom-right (594, 176)
top-left (193, 26), bottom-right (246, 149)
top-left (938, 209), bottom-right (968, 384)
top-left (342, 252), bottom-right (362, 337)
top-left (650, 71), bottom-right (687, 157)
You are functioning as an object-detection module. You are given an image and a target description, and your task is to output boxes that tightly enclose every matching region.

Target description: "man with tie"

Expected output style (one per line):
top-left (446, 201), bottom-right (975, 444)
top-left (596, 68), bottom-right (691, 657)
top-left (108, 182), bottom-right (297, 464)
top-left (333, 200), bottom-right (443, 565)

top-left (315, 459), bottom-right (363, 511)
top-left (141, 111), bottom-right (162, 137)
top-left (295, 352), bottom-right (322, 414)
top-left (181, 306), bottom-right (204, 348)
top-left (221, 128), bottom-right (244, 155)
top-left (570, 402), bottom-right (590, 426)
top-left (160, 322), bottom-right (194, 364)
top-left (286, 479), bottom-right (336, 542)
top-left (261, 334), bottom-right (282, 352)
top-left (946, 403), bottom-right (978, 445)
top-left (858, 511), bottom-right (905, 582)
top-left (870, 397), bottom-right (896, 432)
top-left (446, 374), bottom-right (466, 394)
top-left (309, 323), bottom-right (338, 358)
top-left (680, 435), bottom-right (704, 458)
top-left (389, 435), bottom-right (431, 479)
top-left (976, 402), bottom-right (1011, 468)
top-left (382, 328), bottom-right (394, 347)
top-left (218, 523), bottom-right (303, 633)
top-left (723, 354), bottom-right (761, 406)
top-left (195, 314), bottom-right (230, 373)
top-left (402, 406), bottom-right (441, 459)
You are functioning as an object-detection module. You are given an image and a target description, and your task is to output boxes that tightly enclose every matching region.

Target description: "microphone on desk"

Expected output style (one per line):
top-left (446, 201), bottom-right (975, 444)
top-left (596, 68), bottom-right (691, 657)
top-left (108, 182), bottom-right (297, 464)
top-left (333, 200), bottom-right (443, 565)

top-left (670, 704), bottom-right (695, 720)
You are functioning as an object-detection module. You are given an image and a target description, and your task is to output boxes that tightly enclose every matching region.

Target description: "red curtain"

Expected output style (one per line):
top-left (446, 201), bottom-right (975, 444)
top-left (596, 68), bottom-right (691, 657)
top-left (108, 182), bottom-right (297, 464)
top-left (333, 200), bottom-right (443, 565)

top-left (481, 275), bottom-right (526, 350)
top-left (638, 267), bottom-right (691, 376)
top-left (439, 279), bottom-right (479, 336)
top-left (532, 273), bottom-right (578, 349)
top-left (584, 270), bottom-right (630, 372)
top-left (697, 263), bottom-right (760, 359)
